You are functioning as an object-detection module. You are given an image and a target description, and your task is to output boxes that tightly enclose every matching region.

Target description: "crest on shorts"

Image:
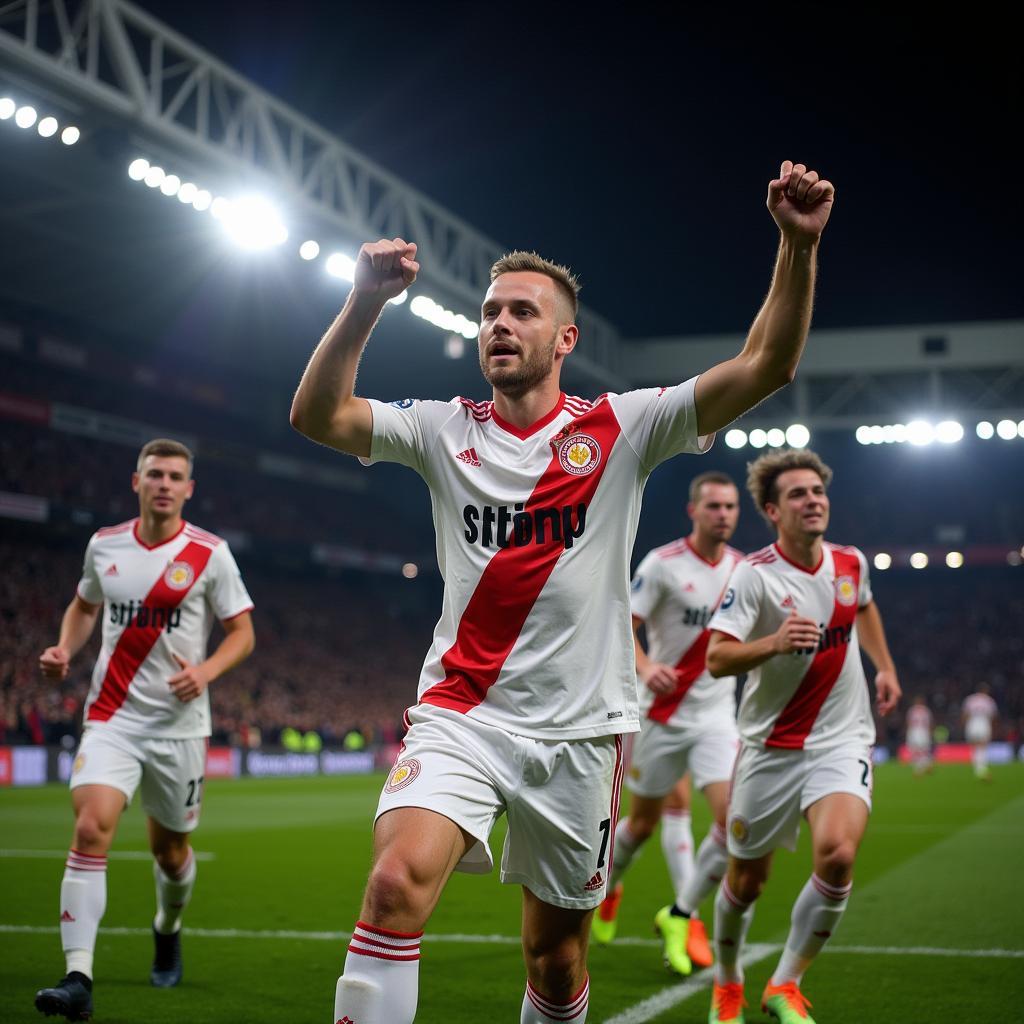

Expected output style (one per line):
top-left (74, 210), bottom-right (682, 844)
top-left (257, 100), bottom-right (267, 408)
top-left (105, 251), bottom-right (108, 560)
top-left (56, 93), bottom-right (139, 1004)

top-left (557, 433), bottom-right (601, 476)
top-left (834, 575), bottom-right (857, 607)
top-left (729, 815), bottom-right (749, 843)
top-left (164, 561), bottom-right (195, 591)
top-left (72, 753), bottom-right (86, 775)
top-left (385, 758), bottom-right (421, 794)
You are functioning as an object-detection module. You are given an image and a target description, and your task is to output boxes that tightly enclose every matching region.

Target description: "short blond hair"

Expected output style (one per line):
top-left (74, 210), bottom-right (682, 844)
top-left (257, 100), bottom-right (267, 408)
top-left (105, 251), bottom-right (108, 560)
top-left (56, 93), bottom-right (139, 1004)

top-left (490, 250), bottom-right (580, 321)
top-left (689, 471), bottom-right (737, 505)
top-left (746, 449), bottom-right (832, 524)
top-left (137, 438), bottom-right (194, 476)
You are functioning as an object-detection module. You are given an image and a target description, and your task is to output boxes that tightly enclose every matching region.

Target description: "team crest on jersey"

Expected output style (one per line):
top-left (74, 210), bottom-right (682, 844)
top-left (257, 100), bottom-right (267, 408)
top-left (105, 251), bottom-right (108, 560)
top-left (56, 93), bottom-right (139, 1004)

top-left (164, 561), bottom-right (195, 591)
top-left (834, 575), bottom-right (857, 607)
top-left (72, 753), bottom-right (86, 775)
top-left (557, 433), bottom-right (601, 476)
top-left (385, 758), bottom-right (421, 793)
top-left (721, 587), bottom-right (736, 610)
top-left (389, 398), bottom-right (415, 409)
top-left (729, 815), bottom-right (750, 843)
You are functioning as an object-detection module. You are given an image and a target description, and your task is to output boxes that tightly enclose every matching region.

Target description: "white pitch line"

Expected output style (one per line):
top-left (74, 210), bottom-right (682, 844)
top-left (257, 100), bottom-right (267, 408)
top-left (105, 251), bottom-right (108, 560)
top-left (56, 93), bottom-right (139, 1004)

top-left (0, 849), bottom-right (215, 861)
top-left (826, 944), bottom-right (1024, 959)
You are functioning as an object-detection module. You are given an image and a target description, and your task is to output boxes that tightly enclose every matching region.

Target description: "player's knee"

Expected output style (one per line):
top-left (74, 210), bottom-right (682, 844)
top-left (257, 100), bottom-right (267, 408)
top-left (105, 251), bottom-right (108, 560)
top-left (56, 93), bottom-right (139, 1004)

top-left (523, 943), bottom-right (584, 1000)
top-left (728, 861), bottom-right (768, 903)
top-left (629, 814), bottom-right (657, 843)
top-left (364, 858), bottom-right (429, 923)
top-left (817, 839), bottom-right (857, 883)
top-left (73, 810), bottom-right (115, 852)
top-left (153, 842), bottom-right (189, 876)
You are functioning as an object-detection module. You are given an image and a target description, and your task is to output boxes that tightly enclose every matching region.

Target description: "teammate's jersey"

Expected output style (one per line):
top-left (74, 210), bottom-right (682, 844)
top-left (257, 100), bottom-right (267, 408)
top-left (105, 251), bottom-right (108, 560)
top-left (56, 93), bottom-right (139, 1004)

top-left (963, 693), bottom-right (997, 724)
top-left (629, 538), bottom-right (743, 727)
top-left (362, 381), bottom-right (712, 739)
top-left (76, 519), bottom-right (253, 739)
top-left (709, 541), bottom-right (874, 751)
top-left (905, 704), bottom-right (932, 733)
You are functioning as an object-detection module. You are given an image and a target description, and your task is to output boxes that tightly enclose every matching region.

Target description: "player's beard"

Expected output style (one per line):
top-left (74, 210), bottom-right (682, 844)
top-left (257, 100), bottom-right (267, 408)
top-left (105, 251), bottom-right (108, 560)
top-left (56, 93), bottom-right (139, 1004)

top-left (479, 328), bottom-right (559, 399)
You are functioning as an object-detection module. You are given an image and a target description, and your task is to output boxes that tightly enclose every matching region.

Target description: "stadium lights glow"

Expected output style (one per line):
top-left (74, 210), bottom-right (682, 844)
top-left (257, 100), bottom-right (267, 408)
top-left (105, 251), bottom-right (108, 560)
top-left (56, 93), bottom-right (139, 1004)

top-left (192, 189), bottom-right (212, 212)
top-left (14, 105), bottom-right (38, 129)
top-left (935, 420), bottom-right (964, 444)
top-left (299, 240), bottom-right (320, 261)
top-left (766, 428), bottom-right (786, 448)
top-left (855, 426), bottom-right (871, 445)
top-left (326, 252), bottom-right (356, 281)
top-left (128, 158), bottom-right (149, 181)
top-left (946, 551), bottom-right (964, 568)
top-left (748, 428), bottom-right (768, 449)
top-left (60, 126), bottom-right (80, 145)
top-left (388, 289), bottom-right (408, 306)
top-left (910, 552), bottom-right (929, 569)
top-left (785, 424), bottom-right (810, 448)
top-left (1007, 550), bottom-right (1023, 567)
top-left (873, 552), bottom-right (892, 570)
top-left (1018, 420), bottom-right (1024, 438)
top-left (219, 194), bottom-right (288, 250)
top-left (445, 335), bottom-right (465, 359)
top-left (996, 419), bottom-right (1017, 440)
top-left (725, 428), bottom-right (747, 449)
top-left (0, 97), bottom-right (15, 120)
top-left (906, 420), bottom-right (934, 446)
top-left (177, 182), bottom-right (198, 205)
top-left (37, 116), bottom-right (58, 138)
top-left (159, 174), bottom-right (181, 197)
top-left (143, 165), bottom-right (165, 188)
top-left (402, 562), bottom-right (419, 579)
top-left (409, 295), bottom-right (479, 339)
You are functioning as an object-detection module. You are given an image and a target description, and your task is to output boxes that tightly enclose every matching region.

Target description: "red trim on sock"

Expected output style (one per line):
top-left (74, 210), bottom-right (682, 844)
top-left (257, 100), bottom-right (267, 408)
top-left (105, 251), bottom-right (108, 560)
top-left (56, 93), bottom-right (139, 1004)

top-left (350, 933), bottom-right (420, 952)
top-left (347, 944), bottom-right (421, 962)
top-left (721, 879), bottom-right (750, 911)
top-left (355, 919), bottom-right (424, 939)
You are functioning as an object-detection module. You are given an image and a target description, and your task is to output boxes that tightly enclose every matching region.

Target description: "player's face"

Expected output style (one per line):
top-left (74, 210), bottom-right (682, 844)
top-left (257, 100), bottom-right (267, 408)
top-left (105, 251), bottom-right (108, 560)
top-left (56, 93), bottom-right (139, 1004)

top-left (767, 468), bottom-right (829, 541)
top-left (478, 272), bottom-right (574, 397)
top-left (132, 455), bottom-right (194, 521)
top-left (688, 483), bottom-right (739, 543)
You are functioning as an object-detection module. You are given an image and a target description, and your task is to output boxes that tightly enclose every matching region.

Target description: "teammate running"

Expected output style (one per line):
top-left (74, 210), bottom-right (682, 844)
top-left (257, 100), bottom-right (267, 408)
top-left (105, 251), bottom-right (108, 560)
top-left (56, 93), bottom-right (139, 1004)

top-left (905, 695), bottom-right (933, 776)
top-left (962, 684), bottom-right (998, 781)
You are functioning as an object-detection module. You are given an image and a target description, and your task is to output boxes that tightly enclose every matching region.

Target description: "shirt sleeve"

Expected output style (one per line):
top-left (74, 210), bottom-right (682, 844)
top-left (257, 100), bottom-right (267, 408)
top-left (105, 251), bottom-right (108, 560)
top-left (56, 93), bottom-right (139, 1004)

top-left (206, 543), bottom-right (254, 622)
top-left (629, 550), bottom-right (663, 621)
top-left (607, 377), bottom-right (714, 472)
top-left (76, 535), bottom-right (103, 605)
top-left (854, 547), bottom-right (873, 608)
top-left (708, 560), bottom-right (763, 642)
top-left (361, 398), bottom-right (458, 478)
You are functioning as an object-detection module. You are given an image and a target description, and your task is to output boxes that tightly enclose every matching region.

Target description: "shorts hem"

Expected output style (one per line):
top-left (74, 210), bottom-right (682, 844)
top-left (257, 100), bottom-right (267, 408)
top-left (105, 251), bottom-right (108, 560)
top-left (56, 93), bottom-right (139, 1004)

top-left (69, 777), bottom-right (134, 802)
top-left (500, 872), bottom-right (603, 911)
top-left (374, 800), bottom-right (494, 874)
top-left (800, 786), bottom-right (872, 815)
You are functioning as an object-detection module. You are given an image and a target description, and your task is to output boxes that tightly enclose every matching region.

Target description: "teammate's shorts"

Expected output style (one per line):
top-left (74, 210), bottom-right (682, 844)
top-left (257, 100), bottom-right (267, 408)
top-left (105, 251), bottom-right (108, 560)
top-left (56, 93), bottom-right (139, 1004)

top-left (70, 725), bottom-right (207, 833)
top-left (726, 742), bottom-right (873, 860)
top-left (965, 719), bottom-right (992, 744)
top-left (906, 726), bottom-right (930, 751)
top-left (626, 717), bottom-right (738, 798)
top-left (375, 704), bottom-right (624, 910)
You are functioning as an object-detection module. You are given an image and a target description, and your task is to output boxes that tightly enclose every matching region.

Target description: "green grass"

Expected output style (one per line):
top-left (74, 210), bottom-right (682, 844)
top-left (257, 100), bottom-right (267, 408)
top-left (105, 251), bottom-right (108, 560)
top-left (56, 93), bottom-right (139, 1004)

top-left (2, 763), bottom-right (1022, 1022)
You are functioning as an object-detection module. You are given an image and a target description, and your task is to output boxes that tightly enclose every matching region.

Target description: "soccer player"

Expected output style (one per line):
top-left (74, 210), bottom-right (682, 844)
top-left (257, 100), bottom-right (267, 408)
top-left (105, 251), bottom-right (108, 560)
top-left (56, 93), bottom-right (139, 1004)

top-left (962, 684), bottom-right (998, 780)
top-left (591, 472), bottom-right (743, 977)
top-left (704, 449), bottom-right (901, 1024)
top-left (34, 439), bottom-right (254, 1022)
top-left (290, 159), bottom-right (835, 1024)
top-left (905, 694), bottom-right (933, 776)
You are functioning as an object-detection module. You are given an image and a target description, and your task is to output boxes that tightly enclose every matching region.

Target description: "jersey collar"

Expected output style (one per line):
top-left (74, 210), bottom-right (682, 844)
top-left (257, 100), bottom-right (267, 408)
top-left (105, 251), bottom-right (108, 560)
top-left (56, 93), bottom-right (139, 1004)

top-left (133, 518), bottom-right (188, 551)
top-left (772, 541), bottom-right (825, 576)
top-left (490, 392), bottom-right (567, 440)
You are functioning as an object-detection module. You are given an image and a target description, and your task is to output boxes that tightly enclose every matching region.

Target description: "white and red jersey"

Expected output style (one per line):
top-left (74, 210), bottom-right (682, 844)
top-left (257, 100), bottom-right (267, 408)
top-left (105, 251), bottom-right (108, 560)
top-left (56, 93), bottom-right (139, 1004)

top-left (963, 692), bottom-right (997, 725)
top-left (76, 519), bottom-right (253, 739)
top-left (362, 381), bottom-right (712, 739)
top-left (708, 541), bottom-right (874, 751)
top-left (629, 538), bottom-right (743, 728)
top-left (905, 704), bottom-right (933, 734)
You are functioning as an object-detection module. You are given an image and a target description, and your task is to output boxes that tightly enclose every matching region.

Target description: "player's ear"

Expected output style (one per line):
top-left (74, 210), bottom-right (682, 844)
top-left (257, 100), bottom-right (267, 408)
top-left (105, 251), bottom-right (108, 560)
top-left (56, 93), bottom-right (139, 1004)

top-left (131, 471), bottom-right (140, 494)
top-left (185, 479), bottom-right (195, 500)
top-left (556, 323), bottom-right (578, 357)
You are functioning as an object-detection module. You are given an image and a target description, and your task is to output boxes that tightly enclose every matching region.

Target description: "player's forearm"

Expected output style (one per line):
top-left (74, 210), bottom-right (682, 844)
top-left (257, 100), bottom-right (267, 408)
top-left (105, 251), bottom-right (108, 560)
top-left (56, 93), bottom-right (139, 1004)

top-left (706, 633), bottom-right (777, 677)
top-left (290, 290), bottom-right (385, 436)
top-left (632, 625), bottom-right (651, 674)
top-left (57, 599), bottom-right (100, 659)
top-left (856, 603), bottom-right (896, 674)
top-left (201, 624), bottom-right (254, 683)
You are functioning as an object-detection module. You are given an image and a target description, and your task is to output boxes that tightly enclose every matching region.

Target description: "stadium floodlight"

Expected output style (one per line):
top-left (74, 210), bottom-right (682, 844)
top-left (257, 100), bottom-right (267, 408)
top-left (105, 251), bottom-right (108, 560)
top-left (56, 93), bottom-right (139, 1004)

top-left (1007, 550), bottom-right (1023, 567)
top-left (299, 240), bottom-right (320, 261)
top-left (868, 425), bottom-right (885, 445)
top-left (219, 194), bottom-right (288, 249)
top-left (1018, 420), bottom-right (1024, 438)
top-left (402, 562), bottom-right (419, 579)
top-left (785, 424), bottom-right (810, 448)
top-left (192, 189), bottom-right (212, 212)
top-left (945, 551), bottom-right (964, 568)
top-left (177, 182), bottom-right (198, 205)
top-left (766, 428), bottom-right (786, 448)
top-left (873, 552), bottom-right (892, 570)
top-left (388, 290), bottom-right (408, 306)
top-left (60, 126), bottom-right (80, 145)
top-left (37, 116), bottom-right (58, 138)
top-left (855, 425), bottom-right (871, 445)
top-left (445, 335), bottom-right (465, 360)
top-left (128, 158), bottom-right (149, 181)
top-left (143, 165), bottom-right (165, 188)
top-left (910, 552), bottom-right (929, 569)
top-left (14, 105), bottom-right (37, 129)
top-left (209, 196), bottom-right (230, 220)
top-left (159, 174), bottom-right (181, 197)
top-left (891, 423), bottom-right (908, 443)
top-left (996, 419), bottom-right (1017, 440)
top-left (747, 428), bottom-right (767, 449)
top-left (906, 420), bottom-right (934, 446)
top-left (0, 97), bottom-right (15, 120)
top-left (326, 252), bottom-right (356, 281)
top-left (725, 428), bottom-right (747, 449)
top-left (881, 425), bottom-right (897, 444)
top-left (975, 421), bottom-right (994, 439)
top-left (935, 420), bottom-right (963, 444)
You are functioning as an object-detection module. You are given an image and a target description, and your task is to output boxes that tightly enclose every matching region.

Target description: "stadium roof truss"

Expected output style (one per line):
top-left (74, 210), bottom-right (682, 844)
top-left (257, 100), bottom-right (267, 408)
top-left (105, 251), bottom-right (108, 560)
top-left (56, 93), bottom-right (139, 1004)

top-left (0, 0), bottom-right (626, 388)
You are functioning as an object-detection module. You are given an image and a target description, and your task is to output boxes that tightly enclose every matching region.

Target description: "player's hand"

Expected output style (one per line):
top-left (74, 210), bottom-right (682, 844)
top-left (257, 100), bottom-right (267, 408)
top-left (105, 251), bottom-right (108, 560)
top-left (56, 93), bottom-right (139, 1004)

top-left (353, 237), bottom-right (420, 303)
top-left (772, 612), bottom-right (821, 655)
top-left (169, 653), bottom-right (211, 703)
top-left (768, 160), bottom-right (835, 241)
top-left (641, 661), bottom-right (679, 696)
top-left (874, 669), bottom-right (902, 717)
top-left (39, 645), bottom-right (71, 681)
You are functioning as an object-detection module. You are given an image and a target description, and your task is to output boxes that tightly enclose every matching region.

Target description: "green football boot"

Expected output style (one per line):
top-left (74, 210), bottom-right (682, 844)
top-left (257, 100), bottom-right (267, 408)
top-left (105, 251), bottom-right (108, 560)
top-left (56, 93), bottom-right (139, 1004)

top-left (653, 905), bottom-right (692, 975)
top-left (762, 980), bottom-right (817, 1023)
top-left (708, 981), bottom-right (746, 1023)
top-left (590, 882), bottom-right (623, 944)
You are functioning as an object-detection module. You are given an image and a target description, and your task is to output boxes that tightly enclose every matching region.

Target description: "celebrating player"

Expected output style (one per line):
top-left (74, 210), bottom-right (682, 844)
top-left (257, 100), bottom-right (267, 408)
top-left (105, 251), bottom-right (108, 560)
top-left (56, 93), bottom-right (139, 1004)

top-left (962, 684), bottom-right (998, 781)
top-left (592, 471), bottom-right (742, 977)
top-left (290, 159), bottom-right (834, 1024)
top-left (704, 449), bottom-right (900, 1024)
top-left (905, 695), bottom-right (934, 776)
top-left (34, 439), bottom-right (254, 1022)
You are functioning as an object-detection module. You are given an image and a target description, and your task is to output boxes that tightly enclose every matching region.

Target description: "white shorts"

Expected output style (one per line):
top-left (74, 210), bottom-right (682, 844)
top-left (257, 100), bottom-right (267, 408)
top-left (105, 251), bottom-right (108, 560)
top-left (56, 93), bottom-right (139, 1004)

top-left (906, 727), bottom-right (931, 751)
top-left (626, 718), bottom-right (738, 798)
top-left (726, 742), bottom-right (873, 860)
top-left (70, 725), bottom-right (208, 833)
top-left (965, 719), bottom-right (992, 744)
top-left (376, 705), bottom-right (625, 910)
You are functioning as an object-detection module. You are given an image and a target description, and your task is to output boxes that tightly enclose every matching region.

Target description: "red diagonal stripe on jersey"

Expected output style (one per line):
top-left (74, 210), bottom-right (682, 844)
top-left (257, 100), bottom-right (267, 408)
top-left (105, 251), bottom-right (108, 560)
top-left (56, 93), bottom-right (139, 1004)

top-left (422, 402), bottom-right (622, 714)
top-left (765, 549), bottom-right (860, 749)
top-left (646, 629), bottom-right (712, 723)
top-left (87, 541), bottom-right (214, 723)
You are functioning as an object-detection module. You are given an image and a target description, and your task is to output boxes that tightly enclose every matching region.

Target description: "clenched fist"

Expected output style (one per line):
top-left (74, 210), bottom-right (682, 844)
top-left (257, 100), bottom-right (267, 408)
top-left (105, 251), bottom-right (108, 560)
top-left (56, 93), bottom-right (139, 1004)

top-left (768, 160), bottom-right (835, 241)
top-left (353, 237), bottom-right (420, 304)
top-left (39, 645), bottom-right (71, 681)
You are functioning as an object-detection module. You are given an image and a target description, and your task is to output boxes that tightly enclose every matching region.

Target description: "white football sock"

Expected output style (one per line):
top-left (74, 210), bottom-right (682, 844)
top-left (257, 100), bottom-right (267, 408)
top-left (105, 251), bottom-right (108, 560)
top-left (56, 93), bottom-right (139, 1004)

top-left (335, 920), bottom-right (421, 1024)
top-left (61, 849), bottom-right (107, 979)
top-left (659, 809), bottom-right (694, 901)
top-left (677, 821), bottom-right (729, 915)
top-left (154, 847), bottom-right (196, 935)
top-left (713, 878), bottom-right (755, 985)
top-left (771, 874), bottom-right (851, 985)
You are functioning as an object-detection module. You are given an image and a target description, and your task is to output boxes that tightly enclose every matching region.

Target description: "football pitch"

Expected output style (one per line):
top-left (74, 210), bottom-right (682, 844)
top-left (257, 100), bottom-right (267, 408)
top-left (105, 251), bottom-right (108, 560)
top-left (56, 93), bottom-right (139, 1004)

top-left (2, 763), bottom-right (1022, 1023)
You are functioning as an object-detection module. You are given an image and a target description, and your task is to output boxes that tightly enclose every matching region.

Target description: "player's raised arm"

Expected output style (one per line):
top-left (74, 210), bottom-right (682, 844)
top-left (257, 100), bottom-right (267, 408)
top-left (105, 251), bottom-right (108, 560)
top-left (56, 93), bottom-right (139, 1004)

top-left (290, 237), bottom-right (420, 457)
top-left (38, 595), bottom-right (101, 681)
top-left (693, 160), bottom-right (835, 437)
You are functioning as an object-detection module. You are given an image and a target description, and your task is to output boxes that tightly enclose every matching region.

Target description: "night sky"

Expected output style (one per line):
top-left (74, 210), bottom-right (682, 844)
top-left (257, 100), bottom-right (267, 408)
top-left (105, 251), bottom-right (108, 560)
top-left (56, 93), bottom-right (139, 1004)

top-left (130, 5), bottom-right (1024, 337)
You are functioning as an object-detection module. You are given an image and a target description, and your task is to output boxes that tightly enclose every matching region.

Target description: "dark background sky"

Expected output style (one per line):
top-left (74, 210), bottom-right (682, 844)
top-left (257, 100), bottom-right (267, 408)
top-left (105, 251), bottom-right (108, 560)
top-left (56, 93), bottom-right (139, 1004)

top-left (130, 2), bottom-right (1023, 338)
